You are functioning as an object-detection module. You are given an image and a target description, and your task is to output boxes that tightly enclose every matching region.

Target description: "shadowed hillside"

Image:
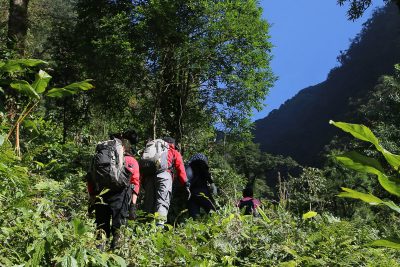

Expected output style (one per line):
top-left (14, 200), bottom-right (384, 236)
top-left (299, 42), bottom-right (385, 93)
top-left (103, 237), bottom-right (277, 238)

top-left (254, 3), bottom-right (400, 166)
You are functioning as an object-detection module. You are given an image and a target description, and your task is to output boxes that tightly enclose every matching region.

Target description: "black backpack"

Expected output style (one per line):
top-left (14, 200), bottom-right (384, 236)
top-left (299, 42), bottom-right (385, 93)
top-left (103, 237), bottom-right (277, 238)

top-left (89, 138), bottom-right (130, 193)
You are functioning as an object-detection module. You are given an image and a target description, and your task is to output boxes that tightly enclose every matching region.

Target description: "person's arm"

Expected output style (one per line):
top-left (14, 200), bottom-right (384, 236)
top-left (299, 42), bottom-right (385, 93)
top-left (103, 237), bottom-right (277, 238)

top-left (173, 149), bottom-right (188, 185)
top-left (125, 156), bottom-right (140, 204)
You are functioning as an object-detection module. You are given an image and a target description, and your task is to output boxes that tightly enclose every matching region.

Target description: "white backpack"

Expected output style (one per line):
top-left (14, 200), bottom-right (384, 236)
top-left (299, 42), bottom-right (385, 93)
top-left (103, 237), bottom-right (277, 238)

top-left (140, 139), bottom-right (170, 176)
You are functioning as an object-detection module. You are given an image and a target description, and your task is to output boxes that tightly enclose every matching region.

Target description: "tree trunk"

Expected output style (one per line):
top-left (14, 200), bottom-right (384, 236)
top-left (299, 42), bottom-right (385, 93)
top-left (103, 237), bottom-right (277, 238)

top-left (7, 0), bottom-right (30, 55)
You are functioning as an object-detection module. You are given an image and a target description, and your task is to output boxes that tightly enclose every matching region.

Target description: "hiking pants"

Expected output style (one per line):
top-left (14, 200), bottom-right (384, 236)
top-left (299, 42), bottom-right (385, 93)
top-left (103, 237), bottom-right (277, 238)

top-left (188, 188), bottom-right (215, 218)
top-left (94, 187), bottom-right (132, 238)
top-left (143, 171), bottom-right (172, 218)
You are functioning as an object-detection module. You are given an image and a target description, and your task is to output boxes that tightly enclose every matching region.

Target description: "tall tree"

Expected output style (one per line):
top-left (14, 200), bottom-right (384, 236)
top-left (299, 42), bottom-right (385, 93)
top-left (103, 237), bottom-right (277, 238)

top-left (337, 0), bottom-right (400, 20)
top-left (7, 0), bottom-right (29, 54)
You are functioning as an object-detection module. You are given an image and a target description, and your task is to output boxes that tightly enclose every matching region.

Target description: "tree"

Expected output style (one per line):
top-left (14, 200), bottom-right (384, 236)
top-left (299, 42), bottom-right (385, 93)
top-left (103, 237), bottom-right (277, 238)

top-left (337, 0), bottom-right (400, 20)
top-left (7, 0), bottom-right (30, 54)
top-left (70, 0), bottom-right (275, 144)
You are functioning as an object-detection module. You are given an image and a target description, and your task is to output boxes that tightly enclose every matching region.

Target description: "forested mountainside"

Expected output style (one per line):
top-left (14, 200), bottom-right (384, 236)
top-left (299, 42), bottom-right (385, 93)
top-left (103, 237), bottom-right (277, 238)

top-left (254, 3), bottom-right (400, 166)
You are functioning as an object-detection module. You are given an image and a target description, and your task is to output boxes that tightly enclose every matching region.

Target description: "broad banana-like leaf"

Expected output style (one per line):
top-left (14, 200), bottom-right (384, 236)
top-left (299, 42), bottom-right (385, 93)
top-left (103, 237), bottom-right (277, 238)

top-left (377, 174), bottom-right (400, 197)
top-left (330, 120), bottom-right (400, 170)
top-left (336, 152), bottom-right (400, 197)
top-left (0, 59), bottom-right (47, 73)
top-left (338, 187), bottom-right (400, 213)
top-left (338, 187), bottom-right (383, 205)
top-left (32, 70), bottom-right (51, 94)
top-left (336, 151), bottom-right (383, 175)
top-left (302, 211), bottom-right (317, 220)
top-left (329, 120), bottom-right (380, 146)
top-left (46, 80), bottom-right (94, 98)
top-left (369, 239), bottom-right (400, 249)
top-left (10, 80), bottom-right (40, 99)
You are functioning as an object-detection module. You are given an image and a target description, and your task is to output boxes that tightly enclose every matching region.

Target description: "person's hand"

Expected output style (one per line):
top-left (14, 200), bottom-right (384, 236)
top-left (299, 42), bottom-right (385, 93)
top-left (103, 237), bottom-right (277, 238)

top-left (210, 183), bottom-right (218, 195)
top-left (128, 204), bottom-right (137, 220)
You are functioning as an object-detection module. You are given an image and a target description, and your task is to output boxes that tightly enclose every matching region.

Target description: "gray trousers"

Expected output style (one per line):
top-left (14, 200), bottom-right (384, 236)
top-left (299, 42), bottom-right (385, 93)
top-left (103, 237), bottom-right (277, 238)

top-left (143, 171), bottom-right (172, 218)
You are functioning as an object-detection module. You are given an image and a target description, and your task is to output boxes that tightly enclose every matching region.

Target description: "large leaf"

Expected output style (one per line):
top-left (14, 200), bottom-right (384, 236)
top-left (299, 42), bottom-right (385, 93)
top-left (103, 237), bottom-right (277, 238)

top-left (338, 187), bottom-right (383, 204)
top-left (336, 151), bottom-right (383, 175)
top-left (32, 70), bottom-right (51, 93)
top-left (10, 80), bottom-right (40, 99)
top-left (330, 120), bottom-right (400, 170)
top-left (329, 120), bottom-right (380, 146)
top-left (302, 211), bottom-right (318, 220)
top-left (338, 187), bottom-right (400, 213)
top-left (0, 59), bottom-right (47, 73)
top-left (46, 80), bottom-right (94, 98)
top-left (377, 173), bottom-right (400, 197)
top-left (369, 239), bottom-right (400, 249)
top-left (335, 152), bottom-right (400, 197)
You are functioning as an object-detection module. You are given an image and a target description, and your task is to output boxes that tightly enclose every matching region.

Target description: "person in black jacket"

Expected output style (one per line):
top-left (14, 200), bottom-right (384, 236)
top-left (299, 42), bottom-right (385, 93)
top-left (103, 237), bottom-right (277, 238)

top-left (186, 153), bottom-right (217, 219)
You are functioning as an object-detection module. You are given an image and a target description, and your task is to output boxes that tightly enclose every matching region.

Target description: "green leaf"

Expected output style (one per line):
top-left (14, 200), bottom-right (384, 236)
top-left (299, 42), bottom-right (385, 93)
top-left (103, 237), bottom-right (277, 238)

top-left (330, 120), bottom-right (400, 170)
top-left (32, 70), bottom-right (51, 94)
top-left (336, 151), bottom-right (384, 173)
top-left (10, 80), bottom-right (40, 99)
top-left (0, 59), bottom-right (47, 73)
top-left (302, 211), bottom-right (318, 220)
top-left (338, 188), bottom-right (383, 205)
top-left (377, 173), bottom-right (400, 197)
top-left (46, 80), bottom-right (94, 98)
top-left (60, 256), bottom-right (78, 267)
top-left (338, 187), bottom-right (400, 213)
top-left (335, 151), bottom-right (400, 197)
top-left (0, 134), bottom-right (5, 146)
top-left (329, 120), bottom-right (380, 146)
top-left (257, 207), bottom-right (271, 223)
top-left (73, 218), bottom-right (87, 236)
top-left (369, 239), bottom-right (400, 249)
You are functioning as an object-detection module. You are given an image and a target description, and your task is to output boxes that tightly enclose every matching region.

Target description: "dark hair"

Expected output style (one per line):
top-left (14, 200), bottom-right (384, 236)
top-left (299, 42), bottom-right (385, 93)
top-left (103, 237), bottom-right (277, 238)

top-left (242, 187), bottom-right (253, 198)
top-left (122, 129), bottom-right (139, 145)
top-left (163, 136), bottom-right (175, 146)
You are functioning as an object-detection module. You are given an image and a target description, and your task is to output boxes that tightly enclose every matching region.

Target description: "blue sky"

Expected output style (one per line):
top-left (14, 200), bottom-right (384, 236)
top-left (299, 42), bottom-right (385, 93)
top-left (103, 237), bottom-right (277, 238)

top-left (253, 0), bottom-right (385, 121)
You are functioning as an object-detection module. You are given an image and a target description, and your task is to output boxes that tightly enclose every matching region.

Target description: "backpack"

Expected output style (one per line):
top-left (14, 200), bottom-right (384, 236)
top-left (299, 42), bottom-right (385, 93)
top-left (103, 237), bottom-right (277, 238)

top-left (90, 138), bottom-right (130, 193)
top-left (139, 139), bottom-right (170, 177)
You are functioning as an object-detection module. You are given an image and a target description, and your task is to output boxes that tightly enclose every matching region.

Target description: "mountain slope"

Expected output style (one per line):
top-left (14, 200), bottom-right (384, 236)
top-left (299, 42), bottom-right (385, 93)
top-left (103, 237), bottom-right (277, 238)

top-left (254, 4), bottom-right (400, 166)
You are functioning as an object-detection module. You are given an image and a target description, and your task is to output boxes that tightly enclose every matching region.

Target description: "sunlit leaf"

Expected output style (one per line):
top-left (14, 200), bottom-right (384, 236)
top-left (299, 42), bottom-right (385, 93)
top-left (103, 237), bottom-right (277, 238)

top-left (369, 239), bottom-right (400, 249)
top-left (330, 120), bottom-right (400, 170)
top-left (336, 151), bottom-right (383, 174)
top-left (10, 80), bottom-right (40, 99)
top-left (0, 59), bottom-right (47, 73)
top-left (46, 80), bottom-right (94, 98)
top-left (302, 211), bottom-right (317, 220)
top-left (109, 254), bottom-right (127, 267)
top-left (338, 187), bottom-right (383, 205)
top-left (32, 70), bottom-right (51, 93)
top-left (73, 218), bottom-right (87, 236)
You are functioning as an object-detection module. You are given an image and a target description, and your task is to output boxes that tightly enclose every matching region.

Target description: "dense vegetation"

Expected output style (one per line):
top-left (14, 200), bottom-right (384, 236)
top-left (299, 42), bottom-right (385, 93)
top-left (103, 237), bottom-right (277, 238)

top-left (1, 0), bottom-right (400, 266)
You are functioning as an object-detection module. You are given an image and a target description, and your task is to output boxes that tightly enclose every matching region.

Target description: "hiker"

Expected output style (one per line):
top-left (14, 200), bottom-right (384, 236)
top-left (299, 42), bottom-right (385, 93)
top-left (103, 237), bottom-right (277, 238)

top-left (237, 187), bottom-right (261, 216)
top-left (140, 137), bottom-right (189, 226)
top-left (87, 130), bottom-right (140, 249)
top-left (186, 153), bottom-right (217, 219)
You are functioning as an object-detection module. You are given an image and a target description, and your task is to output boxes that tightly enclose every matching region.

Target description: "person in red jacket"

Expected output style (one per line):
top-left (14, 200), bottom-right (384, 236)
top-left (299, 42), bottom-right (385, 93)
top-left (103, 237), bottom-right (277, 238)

top-left (87, 130), bottom-right (140, 249)
top-left (237, 187), bottom-right (261, 216)
top-left (142, 136), bottom-right (189, 226)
